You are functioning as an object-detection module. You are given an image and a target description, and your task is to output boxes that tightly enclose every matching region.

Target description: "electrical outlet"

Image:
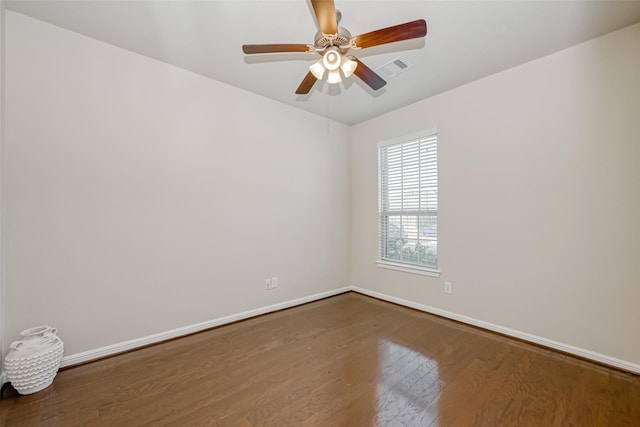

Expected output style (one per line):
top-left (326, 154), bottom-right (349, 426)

top-left (271, 277), bottom-right (278, 288)
top-left (265, 279), bottom-right (272, 290)
top-left (444, 282), bottom-right (453, 294)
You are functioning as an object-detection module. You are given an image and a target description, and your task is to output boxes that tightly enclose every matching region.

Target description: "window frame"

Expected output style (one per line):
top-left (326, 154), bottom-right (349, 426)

top-left (377, 128), bottom-right (440, 277)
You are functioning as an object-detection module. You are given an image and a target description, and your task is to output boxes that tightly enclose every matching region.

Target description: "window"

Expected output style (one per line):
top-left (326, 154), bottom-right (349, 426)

top-left (378, 129), bottom-right (438, 276)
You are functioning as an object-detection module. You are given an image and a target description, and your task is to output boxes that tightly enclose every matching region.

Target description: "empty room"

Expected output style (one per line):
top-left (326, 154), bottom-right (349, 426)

top-left (1, 0), bottom-right (639, 425)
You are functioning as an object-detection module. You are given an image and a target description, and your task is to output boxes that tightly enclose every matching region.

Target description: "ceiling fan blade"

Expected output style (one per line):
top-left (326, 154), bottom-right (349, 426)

top-left (242, 44), bottom-right (311, 54)
top-left (295, 71), bottom-right (318, 95)
top-left (351, 19), bottom-right (427, 49)
top-left (352, 57), bottom-right (387, 91)
top-left (311, 0), bottom-right (338, 34)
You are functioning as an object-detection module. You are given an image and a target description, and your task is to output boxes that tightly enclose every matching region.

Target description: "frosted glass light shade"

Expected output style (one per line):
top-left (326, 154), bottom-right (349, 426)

top-left (340, 57), bottom-right (357, 78)
top-left (323, 47), bottom-right (341, 71)
top-left (327, 69), bottom-right (342, 84)
top-left (309, 60), bottom-right (325, 79)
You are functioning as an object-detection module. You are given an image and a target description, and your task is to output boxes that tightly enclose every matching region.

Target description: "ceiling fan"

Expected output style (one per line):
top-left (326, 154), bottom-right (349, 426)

top-left (242, 0), bottom-right (427, 95)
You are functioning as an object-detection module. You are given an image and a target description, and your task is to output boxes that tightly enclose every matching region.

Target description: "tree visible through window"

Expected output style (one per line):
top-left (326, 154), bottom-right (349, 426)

top-left (378, 130), bottom-right (438, 272)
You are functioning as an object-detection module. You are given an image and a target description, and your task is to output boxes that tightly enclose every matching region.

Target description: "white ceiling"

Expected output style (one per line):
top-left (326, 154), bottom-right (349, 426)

top-left (6, 0), bottom-right (640, 125)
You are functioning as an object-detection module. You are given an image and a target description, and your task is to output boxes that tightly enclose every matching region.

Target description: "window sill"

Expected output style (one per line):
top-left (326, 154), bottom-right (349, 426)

top-left (376, 260), bottom-right (441, 277)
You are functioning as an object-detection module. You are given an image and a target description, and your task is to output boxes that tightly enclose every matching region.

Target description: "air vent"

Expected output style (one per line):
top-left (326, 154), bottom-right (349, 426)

top-left (376, 57), bottom-right (411, 78)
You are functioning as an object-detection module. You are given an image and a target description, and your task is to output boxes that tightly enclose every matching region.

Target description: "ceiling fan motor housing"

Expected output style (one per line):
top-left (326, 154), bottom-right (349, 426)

top-left (313, 28), bottom-right (352, 53)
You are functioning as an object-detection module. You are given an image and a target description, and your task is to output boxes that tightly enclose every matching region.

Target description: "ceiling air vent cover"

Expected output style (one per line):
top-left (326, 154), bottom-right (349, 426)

top-left (376, 57), bottom-right (411, 78)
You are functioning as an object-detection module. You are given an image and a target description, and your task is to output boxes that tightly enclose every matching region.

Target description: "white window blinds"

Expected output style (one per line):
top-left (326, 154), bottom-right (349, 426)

top-left (378, 131), bottom-right (438, 272)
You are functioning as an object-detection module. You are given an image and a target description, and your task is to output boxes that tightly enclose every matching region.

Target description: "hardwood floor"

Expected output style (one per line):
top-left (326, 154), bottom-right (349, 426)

top-left (2, 292), bottom-right (639, 426)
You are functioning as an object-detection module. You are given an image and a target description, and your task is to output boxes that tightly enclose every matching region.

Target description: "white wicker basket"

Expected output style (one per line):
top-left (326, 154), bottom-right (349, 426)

top-left (4, 326), bottom-right (64, 395)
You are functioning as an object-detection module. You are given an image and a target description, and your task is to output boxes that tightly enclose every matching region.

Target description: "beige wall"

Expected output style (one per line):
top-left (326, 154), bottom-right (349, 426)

top-left (4, 11), bottom-right (350, 356)
top-left (4, 9), bottom-right (639, 370)
top-left (350, 24), bottom-right (640, 365)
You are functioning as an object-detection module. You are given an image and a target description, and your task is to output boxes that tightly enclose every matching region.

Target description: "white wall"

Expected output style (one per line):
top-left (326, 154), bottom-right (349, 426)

top-left (0, 0), bottom-right (6, 377)
top-left (4, 11), bottom-right (350, 357)
top-left (350, 24), bottom-right (640, 366)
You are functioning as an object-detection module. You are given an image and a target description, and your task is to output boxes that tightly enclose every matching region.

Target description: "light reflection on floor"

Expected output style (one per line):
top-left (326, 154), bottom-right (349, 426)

top-left (375, 339), bottom-right (441, 426)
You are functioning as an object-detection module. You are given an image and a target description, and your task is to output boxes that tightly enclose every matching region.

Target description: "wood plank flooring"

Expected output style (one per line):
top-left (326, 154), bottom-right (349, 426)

top-left (1, 292), bottom-right (639, 426)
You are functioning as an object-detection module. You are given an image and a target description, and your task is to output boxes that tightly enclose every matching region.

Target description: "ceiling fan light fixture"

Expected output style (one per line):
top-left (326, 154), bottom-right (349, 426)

top-left (322, 47), bottom-right (341, 71)
top-left (309, 60), bottom-right (326, 80)
top-left (243, 3), bottom-right (428, 96)
top-left (340, 57), bottom-right (357, 78)
top-left (327, 69), bottom-right (342, 84)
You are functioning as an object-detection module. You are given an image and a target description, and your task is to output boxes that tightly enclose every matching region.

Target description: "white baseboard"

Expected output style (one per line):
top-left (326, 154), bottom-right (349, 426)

top-left (60, 287), bottom-right (351, 368)
top-left (351, 286), bottom-right (640, 375)
top-left (60, 285), bottom-right (639, 375)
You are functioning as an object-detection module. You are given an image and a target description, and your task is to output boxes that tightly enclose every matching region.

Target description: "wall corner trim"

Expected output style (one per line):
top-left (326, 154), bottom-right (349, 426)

top-left (351, 286), bottom-right (640, 375)
top-left (60, 287), bottom-right (351, 368)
